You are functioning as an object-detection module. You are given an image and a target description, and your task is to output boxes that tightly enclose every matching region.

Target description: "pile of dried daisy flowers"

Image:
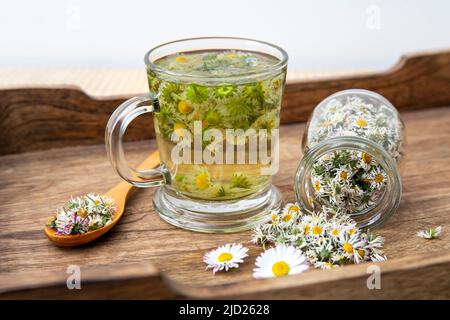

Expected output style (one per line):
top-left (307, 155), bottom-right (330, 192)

top-left (48, 194), bottom-right (116, 235)
top-left (307, 95), bottom-right (404, 215)
top-left (204, 202), bottom-right (386, 278)
top-left (253, 203), bottom-right (386, 269)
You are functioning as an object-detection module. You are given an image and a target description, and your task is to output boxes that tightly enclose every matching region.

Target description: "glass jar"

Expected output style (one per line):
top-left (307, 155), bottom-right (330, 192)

top-left (295, 89), bottom-right (406, 229)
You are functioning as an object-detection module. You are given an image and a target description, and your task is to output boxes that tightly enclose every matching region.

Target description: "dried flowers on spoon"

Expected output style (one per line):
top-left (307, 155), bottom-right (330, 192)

top-left (47, 194), bottom-right (116, 235)
top-left (253, 203), bottom-right (386, 269)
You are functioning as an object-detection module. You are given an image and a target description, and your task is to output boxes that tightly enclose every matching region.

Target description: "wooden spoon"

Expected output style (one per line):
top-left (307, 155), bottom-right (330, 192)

top-left (44, 150), bottom-right (160, 247)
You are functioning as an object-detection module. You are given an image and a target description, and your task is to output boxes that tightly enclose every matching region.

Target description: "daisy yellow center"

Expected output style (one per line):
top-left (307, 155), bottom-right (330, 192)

top-left (312, 226), bottom-right (323, 235)
top-left (173, 122), bottom-right (187, 138)
top-left (271, 214), bottom-right (278, 222)
top-left (282, 213), bottom-right (292, 222)
top-left (325, 262), bottom-right (333, 268)
top-left (195, 173), bottom-right (209, 190)
top-left (343, 242), bottom-right (353, 253)
top-left (218, 252), bottom-right (233, 262)
top-left (289, 205), bottom-right (299, 213)
top-left (358, 249), bottom-right (365, 258)
top-left (175, 56), bottom-right (188, 62)
top-left (339, 171), bottom-right (348, 179)
top-left (374, 173), bottom-right (384, 184)
top-left (356, 118), bottom-right (367, 128)
top-left (362, 153), bottom-right (372, 164)
top-left (77, 208), bottom-right (88, 217)
top-left (272, 261), bottom-right (290, 277)
top-left (314, 181), bottom-right (321, 191)
top-left (331, 229), bottom-right (339, 236)
top-left (226, 53), bottom-right (237, 59)
top-left (348, 228), bottom-right (357, 235)
top-left (178, 100), bottom-right (192, 114)
top-left (304, 225), bottom-right (310, 235)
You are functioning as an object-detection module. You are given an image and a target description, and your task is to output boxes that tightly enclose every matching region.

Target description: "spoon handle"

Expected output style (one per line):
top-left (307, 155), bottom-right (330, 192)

top-left (104, 150), bottom-right (160, 203)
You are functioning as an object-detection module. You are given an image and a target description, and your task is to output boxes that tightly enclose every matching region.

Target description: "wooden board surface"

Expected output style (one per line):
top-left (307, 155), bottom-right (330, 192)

top-left (1, 106), bottom-right (449, 299)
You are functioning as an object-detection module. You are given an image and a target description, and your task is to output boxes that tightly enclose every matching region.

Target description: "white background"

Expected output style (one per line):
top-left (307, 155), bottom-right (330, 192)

top-left (1, 0), bottom-right (449, 71)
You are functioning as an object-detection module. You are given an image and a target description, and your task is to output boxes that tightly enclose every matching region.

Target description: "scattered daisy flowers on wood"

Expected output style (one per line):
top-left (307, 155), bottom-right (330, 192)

top-left (253, 244), bottom-right (309, 279)
top-left (253, 203), bottom-right (387, 269)
top-left (47, 194), bottom-right (116, 235)
top-left (204, 243), bottom-right (249, 274)
top-left (417, 226), bottom-right (442, 239)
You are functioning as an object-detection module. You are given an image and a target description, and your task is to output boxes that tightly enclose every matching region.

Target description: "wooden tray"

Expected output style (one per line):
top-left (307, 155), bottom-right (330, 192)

top-left (1, 50), bottom-right (449, 299)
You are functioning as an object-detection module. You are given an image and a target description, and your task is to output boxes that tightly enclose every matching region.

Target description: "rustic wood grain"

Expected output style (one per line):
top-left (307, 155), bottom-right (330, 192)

top-left (0, 87), bottom-right (154, 155)
top-left (0, 50), bottom-right (449, 155)
top-left (1, 106), bottom-right (449, 299)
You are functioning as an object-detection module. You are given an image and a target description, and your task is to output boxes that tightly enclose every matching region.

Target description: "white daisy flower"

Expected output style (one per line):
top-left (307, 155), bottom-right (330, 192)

top-left (352, 116), bottom-right (370, 129)
top-left (335, 166), bottom-right (351, 182)
top-left (309, 223), bottom-right (325, 237)
top-left (370, 167), bottom-right (388, 190)
top-left (204, 243), bottom-right (249, 274)
top-left (328, 225), bottom-right (342, 238)
top-left (417, 226), bottom-right (442, 239)
top-left (357, 151), bottom-right (375, 170)
top-left (337, 234), bottom-right (364, 263)
top-left (269, 210), bottom-right (280, 224)
top-left (312, 177), bottom-right (325, 195)
top-left (345, 225), bottom-right (359, 237)
top-left (253, 244), bottom-right (309, 279)
top-left (284, 203), bottom-right (302, 215)
top-left (279, 208), bottom-right (298, 226)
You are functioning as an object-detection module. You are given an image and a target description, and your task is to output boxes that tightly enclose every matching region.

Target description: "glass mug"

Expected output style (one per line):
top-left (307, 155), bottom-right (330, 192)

top-left (105, 37), bottom-right (288, 233)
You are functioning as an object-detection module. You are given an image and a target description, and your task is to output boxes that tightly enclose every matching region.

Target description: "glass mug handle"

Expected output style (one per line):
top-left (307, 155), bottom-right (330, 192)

top-left (105, 94), bottom-right (169, 188)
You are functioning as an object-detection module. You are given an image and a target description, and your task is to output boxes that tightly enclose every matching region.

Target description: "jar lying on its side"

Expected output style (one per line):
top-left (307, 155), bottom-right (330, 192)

top-left (295, 89), bottom-right (406, 229)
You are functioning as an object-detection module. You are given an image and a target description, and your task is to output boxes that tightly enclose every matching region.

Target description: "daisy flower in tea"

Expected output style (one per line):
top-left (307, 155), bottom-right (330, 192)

top-left (204, 243), bottom-right (249, 274)
top-left (48, 194), bottom-right (116, 235)
top-left (417, 226), bottom-right (442, 239)
top-left (253, 244), bottom-right (309, 279)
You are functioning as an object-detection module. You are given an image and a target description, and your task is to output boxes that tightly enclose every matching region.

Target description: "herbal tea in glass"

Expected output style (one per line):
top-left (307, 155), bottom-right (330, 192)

top-left (148, 50), bottom-right (286, 201)
top-left (106, 37), bottom-right (288, 232)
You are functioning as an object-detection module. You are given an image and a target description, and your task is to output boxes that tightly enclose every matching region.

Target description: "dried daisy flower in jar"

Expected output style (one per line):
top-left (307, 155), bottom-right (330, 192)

top-left (295, 89), bottom-right (406, 229)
